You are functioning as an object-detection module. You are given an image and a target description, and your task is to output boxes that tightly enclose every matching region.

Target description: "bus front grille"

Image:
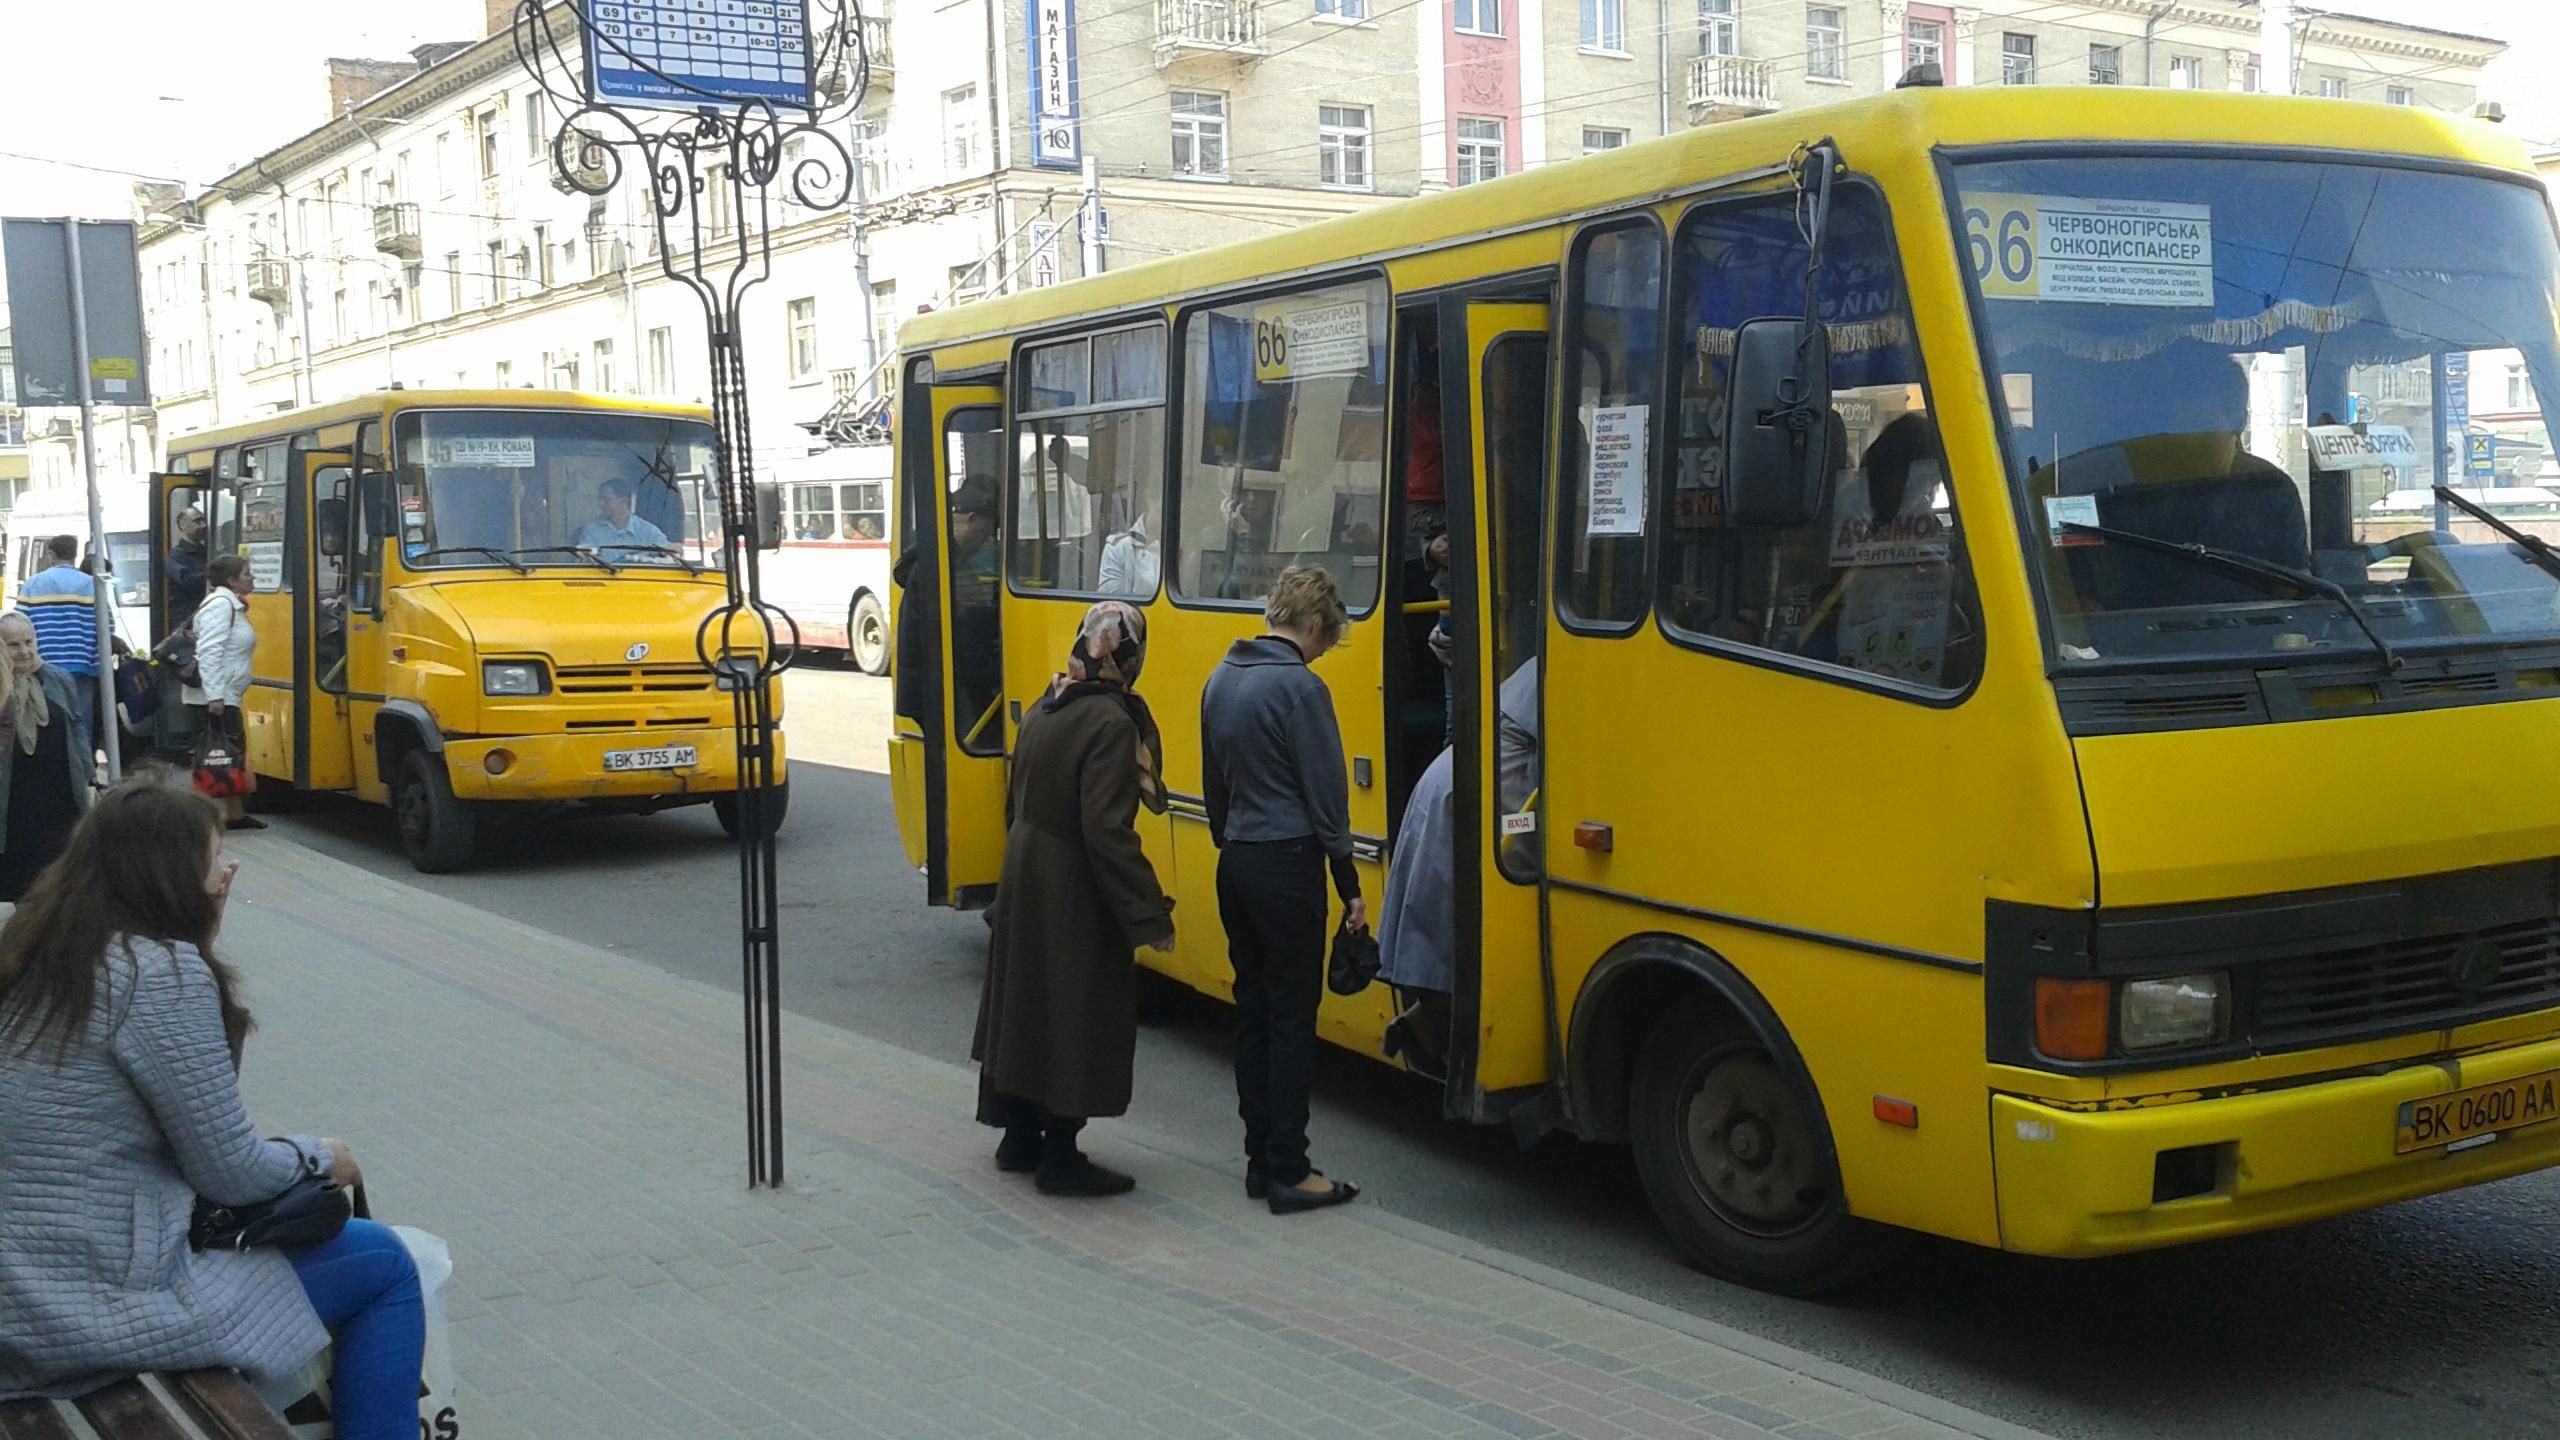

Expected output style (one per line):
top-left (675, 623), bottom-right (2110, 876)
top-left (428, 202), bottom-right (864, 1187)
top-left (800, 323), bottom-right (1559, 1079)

top-left (555, 664), bottom-right (717, 696)
top-left (2252, 917), bottom-right (2560, 1045)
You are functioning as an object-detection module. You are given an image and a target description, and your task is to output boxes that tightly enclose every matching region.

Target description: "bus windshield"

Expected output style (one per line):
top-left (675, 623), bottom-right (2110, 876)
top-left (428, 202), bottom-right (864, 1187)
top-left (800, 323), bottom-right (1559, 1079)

top-left (1951, 155), bottom-right (2560, 669)
top-left (393, 409), bottom-right (716, 570)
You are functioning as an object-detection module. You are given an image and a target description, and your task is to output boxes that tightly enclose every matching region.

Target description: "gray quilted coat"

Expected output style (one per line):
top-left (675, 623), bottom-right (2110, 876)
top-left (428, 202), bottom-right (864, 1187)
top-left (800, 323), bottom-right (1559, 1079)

top-left (0, 936), bottom-right (330, 1399)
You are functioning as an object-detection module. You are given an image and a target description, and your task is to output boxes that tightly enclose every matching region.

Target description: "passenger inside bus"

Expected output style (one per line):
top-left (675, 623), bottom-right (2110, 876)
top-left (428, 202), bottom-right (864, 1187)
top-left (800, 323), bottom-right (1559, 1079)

top-left (948, 476), bottom-right (1003, 742)
top-left (1096, 496), bottom-right (1159, 597)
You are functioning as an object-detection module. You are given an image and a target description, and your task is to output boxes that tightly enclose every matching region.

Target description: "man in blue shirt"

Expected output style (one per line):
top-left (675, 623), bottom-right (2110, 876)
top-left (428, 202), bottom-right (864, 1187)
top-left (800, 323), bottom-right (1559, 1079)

top-left (569, 476), bottom-right (671, 559)
top-left (17, 534), bottom-right (100, 740)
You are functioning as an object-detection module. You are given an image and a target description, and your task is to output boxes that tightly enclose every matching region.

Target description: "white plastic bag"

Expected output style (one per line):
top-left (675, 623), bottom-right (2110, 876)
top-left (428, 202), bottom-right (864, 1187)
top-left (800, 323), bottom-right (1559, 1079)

top-left (259, 1224), bottom-right (461, 1438)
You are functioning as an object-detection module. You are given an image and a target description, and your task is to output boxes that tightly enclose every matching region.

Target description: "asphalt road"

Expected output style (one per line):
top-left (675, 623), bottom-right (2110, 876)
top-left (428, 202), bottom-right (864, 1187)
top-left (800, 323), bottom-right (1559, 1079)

top-left (265, 667), bottom-right (2560, 1440)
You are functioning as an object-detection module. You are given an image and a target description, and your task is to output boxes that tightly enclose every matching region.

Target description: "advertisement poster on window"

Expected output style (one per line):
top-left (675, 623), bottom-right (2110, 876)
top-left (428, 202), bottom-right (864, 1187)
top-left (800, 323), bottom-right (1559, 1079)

top-left (1028, 0), bottom-right (1081, 168)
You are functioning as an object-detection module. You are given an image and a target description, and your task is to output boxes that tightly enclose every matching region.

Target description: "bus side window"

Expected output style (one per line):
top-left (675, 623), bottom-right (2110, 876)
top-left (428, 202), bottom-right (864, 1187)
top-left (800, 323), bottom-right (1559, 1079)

top-left (354, 421), bottom-right (387, 615)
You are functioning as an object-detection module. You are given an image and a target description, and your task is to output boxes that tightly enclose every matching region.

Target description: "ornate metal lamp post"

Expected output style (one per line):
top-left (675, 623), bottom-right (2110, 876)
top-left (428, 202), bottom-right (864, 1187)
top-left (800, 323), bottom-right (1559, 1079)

top-left (513, 0), bottom-right (875, 1187)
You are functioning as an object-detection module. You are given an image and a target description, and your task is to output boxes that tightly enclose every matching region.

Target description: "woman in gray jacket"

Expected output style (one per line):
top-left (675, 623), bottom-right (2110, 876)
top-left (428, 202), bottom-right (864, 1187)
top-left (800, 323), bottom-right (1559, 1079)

top-left (0, 779), bottom-right (423, 1438)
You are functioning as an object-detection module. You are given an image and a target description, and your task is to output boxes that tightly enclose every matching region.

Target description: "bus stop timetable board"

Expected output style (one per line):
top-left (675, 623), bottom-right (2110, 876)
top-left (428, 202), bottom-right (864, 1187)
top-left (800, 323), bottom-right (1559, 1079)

top-left (587, 0), bottom-right (815, 112)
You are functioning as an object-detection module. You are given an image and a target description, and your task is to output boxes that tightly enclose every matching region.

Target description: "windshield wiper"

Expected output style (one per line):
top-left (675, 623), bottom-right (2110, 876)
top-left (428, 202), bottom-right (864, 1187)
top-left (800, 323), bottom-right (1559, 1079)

top-left (2061, 521), bottom-right (2402, 671)
top-left (2433, 486), bottom-right (2560, 583)
top-left (599, 544), bottom-right (705, 575)
top-left (508, 545), bottom-right (621, 575)
top-left (410, 546), bottom-right (528, 574)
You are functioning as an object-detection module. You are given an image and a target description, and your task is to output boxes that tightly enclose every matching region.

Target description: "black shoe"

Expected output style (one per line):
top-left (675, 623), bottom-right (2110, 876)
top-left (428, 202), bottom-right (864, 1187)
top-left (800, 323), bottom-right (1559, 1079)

top-left (1266, 1171), bottom-right (1360, 1215)
top-left (226, 816), bottom-right (269, 832)
top-left (1245, 1162), bottom-right (1268, 1200)
top-left (995, 1131), bottom-right (1042, 1173)
top-left (1036, 1158), bottom-right (1136, 1197)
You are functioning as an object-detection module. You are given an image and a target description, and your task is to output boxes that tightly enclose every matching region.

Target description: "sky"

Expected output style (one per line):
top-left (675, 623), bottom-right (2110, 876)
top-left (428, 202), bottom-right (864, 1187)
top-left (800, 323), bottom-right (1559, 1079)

top-left (0, 0), bottom-right (2551, 219)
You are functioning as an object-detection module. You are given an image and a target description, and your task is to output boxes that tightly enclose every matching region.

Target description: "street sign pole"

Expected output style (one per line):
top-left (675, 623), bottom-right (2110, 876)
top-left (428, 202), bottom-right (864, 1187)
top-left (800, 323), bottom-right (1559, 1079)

top-left (59, 220), bottom-right (121, 784)
top-left (514, 0), bottom-right (874, 1190)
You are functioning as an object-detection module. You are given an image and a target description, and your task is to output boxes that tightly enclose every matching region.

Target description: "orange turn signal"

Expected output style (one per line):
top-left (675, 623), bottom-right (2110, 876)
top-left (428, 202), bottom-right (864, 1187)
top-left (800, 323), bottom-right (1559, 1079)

top-left (2034, 977), bottom-right (2111, 1061)
top-left (1872, 1096), bottom-right (1919, 1129)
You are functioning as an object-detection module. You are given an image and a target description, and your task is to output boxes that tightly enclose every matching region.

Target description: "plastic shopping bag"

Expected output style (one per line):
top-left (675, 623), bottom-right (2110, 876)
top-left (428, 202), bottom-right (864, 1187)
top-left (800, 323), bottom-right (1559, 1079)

top-left (259, 1225), bottom-right (461, 1439)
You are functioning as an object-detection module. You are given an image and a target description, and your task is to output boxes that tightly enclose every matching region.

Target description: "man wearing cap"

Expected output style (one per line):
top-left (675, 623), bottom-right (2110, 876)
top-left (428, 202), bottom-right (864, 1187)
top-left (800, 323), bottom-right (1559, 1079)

top-left (948, 475), bottom-right (1002, 737)
top-left (166, 506), bottom-right (210, 624)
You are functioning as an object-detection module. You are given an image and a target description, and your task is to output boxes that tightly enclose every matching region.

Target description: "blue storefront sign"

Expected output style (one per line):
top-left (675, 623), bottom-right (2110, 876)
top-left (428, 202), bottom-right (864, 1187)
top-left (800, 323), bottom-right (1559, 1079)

top-left (1028, 0), bottom-right (1081, 168)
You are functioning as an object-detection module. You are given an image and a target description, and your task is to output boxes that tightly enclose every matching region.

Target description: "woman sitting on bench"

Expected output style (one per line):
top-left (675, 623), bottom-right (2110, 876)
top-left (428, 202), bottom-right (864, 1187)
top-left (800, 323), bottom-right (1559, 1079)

top-left (0, 779), bottom-right (425, 1439)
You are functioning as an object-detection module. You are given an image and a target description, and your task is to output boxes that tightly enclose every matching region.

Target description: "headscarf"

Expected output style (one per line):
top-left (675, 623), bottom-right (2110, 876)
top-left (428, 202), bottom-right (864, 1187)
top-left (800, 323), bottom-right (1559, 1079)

top-left (0, 616), bottom-right (49, 757)
top-left (1042, 599), bottom-right (1165, 814)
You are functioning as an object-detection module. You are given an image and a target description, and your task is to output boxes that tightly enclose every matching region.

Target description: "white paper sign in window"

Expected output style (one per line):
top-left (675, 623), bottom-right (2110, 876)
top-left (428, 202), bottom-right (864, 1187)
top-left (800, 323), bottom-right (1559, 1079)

top-left (1585, 403), bottom-right (1648, 536)
top-left (433, 435), bottom-right (538, 467)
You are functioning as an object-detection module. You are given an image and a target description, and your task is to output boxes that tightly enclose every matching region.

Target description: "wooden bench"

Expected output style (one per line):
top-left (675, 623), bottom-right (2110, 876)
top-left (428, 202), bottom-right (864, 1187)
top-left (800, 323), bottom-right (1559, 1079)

top-left (1, 1370), bottom-right (293, 1440)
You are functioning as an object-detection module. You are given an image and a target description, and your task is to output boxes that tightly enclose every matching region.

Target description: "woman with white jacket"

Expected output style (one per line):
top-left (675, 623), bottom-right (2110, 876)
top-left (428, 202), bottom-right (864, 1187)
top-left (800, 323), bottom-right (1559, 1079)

top-left (184, 554), bottom-right (260, 831)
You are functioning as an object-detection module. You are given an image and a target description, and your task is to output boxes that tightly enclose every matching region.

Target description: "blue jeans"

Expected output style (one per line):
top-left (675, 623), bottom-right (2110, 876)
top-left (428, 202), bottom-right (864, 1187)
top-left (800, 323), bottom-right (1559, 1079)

top-left (285, 1219), bottom-right (425, 1440)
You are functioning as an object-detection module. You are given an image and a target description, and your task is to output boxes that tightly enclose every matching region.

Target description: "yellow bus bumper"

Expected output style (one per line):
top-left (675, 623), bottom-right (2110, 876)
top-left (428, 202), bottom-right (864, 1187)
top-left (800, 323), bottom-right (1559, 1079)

top-left (1993, 1032), bottom-right (2560, 1258)
top-left (440, 725), bottom-right (788, 803)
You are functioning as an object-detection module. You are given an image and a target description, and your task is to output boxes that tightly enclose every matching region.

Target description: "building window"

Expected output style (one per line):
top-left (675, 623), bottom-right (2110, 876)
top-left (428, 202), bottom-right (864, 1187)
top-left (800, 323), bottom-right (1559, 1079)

top-left (403, 264), bottom-right (423, 323)
top-left (870, 281), bottom-right (898, 375)
top-left (1905, 18), bottom-right (1943, 75)
top-left (333, 288), bottom-right (349, 342)
top-left (1455, 0), bottom-right (1500, 37)
top-left (1318, 105), bottom-right (1371, 190)
top-left (2508, 365), bottom-right (2534, 411)
top-left (521, 92), bottom-right (544, 160)
top-left (855, 118), bottom-right (893, 198)
top-left (2002, 33), bottom-right (2036, 85)
top-left (2318, 75), bottom-right (2347, 99)
top-left (647, 326), bottom-right (676, 394)
top-left (436, 133), bottom-right (453, 196)
top-left (1583, 126), bottom-right (1630, 154)
top-left (950, 261), bottom-right (991, 306)
top-left (1172, 91), bottom-right (1229, 178)
top-left (486, 241), bottom-right (505, 304)
top-left (2388, 85), bottom-right (2415, 106)
top-left (593, 339), bottom-right (616, 394)
top-left (1315, 0), bottom-right (1366, 17)
top-left (943, 86), bottom-right (981, 174)
top-left (1456, 116), bottom-right (1505, 186)
top-left (478, 109), bottom-right (500, 178)
top-left (1698, 0), bottom-right (1734, 56)
top-left (2088, 44), bottom-right (2121, 85)
top-left (2169, 55), bottom-right (2201, 90)
top-left (787, 297), bottom-right (820, 381)
top-left (533, 224), bottom-right (553, 288)
top-left (1581, 0), bottom-right (1624, 51)
top-left (1806, 6), bottom-right (1844, 81)
top-left (444, 253), bottom-right (462, 314)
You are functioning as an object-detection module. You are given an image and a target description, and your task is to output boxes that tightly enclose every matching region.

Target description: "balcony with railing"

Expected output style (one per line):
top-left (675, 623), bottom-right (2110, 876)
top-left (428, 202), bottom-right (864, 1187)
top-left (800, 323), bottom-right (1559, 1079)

top-left (247, 255), bottom-right (294, 306)
top-left (372, 202), bottom-right (423, 259)
top-left (862, 14), bottom-right (892, 85)
top-left (1155, 0), bottom-right (1264, 65)
top-left (1686, 54), bottom-right (1778, 122)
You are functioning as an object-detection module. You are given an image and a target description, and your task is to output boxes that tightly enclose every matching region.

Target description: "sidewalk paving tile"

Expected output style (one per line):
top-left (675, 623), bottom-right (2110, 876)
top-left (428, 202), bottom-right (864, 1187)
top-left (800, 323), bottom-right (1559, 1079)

top-left (219, 836), bottom-right (2049, 1440)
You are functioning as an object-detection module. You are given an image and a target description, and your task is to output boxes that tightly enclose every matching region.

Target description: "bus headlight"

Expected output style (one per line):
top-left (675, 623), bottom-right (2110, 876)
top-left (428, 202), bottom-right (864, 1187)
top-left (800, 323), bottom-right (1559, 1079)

top-left (2119, 973), bottom-right (2228, 1051)
top-left (482, 661), bottom-right (550, 697)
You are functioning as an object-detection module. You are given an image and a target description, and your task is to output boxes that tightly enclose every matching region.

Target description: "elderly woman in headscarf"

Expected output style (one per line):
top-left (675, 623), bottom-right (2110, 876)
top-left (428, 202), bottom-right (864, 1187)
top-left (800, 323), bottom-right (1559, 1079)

top-left (0, 611), bottom-right (94, 902)
top-left (972, 599), bottom-right (1175, 1198)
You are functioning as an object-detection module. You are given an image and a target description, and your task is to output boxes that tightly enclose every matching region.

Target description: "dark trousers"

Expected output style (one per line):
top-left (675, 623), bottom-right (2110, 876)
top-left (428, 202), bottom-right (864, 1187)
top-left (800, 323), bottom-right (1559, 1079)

top-left (1217, 841), bottom-right (1328, 1186)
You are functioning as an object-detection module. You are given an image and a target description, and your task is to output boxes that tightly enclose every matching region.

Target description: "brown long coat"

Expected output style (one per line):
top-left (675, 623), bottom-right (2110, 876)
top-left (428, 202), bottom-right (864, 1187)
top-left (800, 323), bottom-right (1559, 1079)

top-left (972, 688), bottom-right (1175, 1120)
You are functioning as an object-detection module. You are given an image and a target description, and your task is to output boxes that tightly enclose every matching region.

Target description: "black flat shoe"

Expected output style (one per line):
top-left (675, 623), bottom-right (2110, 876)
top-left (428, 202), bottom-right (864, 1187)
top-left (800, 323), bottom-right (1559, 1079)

top-left (1245, 1162), bottom-right (1267, 1200)
top-left (1036, 1158), bottom-right (1136, 1197)
top-left (995, 1133), bottom-right (1042, 1173)
top-left (1266, 1173), bottom-right (1360, 1215)
top-left (226, 816), bottom-right (268, 832)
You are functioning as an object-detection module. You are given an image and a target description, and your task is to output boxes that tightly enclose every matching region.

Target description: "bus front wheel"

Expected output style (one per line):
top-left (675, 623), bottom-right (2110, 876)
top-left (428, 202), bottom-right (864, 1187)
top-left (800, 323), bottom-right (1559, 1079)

top-left (714, 779), bottom-right (790, 841)
top-left (850, 593), bottom-right (889, 676)
top-left (1627, 995), bottom-right (1883, 1296)
top-left (395, 749), bottom-right (481, 874)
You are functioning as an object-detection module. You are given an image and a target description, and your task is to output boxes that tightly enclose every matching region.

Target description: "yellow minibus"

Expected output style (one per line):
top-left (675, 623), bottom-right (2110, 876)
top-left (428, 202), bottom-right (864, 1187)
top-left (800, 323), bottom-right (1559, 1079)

top-left (891, 86), bottom-right (2560, 1291)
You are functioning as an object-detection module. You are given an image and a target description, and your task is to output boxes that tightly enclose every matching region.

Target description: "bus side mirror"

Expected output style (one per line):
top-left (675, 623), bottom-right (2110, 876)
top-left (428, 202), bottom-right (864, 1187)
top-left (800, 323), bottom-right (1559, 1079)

top-left (1722, 317), bottom-right (1833, 528)
top-left (752, 480), bottom-right (786, 551)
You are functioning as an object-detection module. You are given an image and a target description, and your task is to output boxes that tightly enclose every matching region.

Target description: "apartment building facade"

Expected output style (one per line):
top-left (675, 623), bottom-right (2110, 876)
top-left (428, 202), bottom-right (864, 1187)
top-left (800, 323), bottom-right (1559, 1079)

top-left (16, 0), bottom-right (2509, 520)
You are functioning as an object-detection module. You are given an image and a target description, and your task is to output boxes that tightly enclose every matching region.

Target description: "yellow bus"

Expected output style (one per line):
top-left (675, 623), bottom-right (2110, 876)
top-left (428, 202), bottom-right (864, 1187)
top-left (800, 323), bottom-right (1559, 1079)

top-left (157, 389), bottom-right (789, 872)
top-left (889, 86), bottom-right (2560, 1291)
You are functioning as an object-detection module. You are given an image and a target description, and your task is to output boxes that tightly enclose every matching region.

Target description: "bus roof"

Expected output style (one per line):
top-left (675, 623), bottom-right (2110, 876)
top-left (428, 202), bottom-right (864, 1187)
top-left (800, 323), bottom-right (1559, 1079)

top-left (166, 389), bottom-right (714, 458)
top-left (898, 87), bottom-right (2535, 356)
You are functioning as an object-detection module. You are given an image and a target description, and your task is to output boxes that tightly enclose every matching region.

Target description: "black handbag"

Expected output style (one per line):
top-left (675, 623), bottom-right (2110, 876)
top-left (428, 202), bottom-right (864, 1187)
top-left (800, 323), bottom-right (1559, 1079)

top-left (1328, 924), bottom-right (1381, 997)
top-left (189, 1176), bottom-right (367, 1253)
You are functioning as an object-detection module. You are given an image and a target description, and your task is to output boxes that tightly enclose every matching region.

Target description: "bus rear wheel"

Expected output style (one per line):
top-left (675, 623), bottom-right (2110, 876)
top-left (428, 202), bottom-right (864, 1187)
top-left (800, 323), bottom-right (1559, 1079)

top-left (1627, 995), bottom-right (1884, 1296)
top-left (850, 593), bottom-right (889, 676)
top-left (395, 749), bottom-right (481, 874)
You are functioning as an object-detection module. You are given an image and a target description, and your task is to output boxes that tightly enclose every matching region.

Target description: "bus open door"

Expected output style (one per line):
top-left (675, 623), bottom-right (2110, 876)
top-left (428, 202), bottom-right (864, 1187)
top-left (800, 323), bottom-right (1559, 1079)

top-left (888, 360), bottom-right (1008, 907)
